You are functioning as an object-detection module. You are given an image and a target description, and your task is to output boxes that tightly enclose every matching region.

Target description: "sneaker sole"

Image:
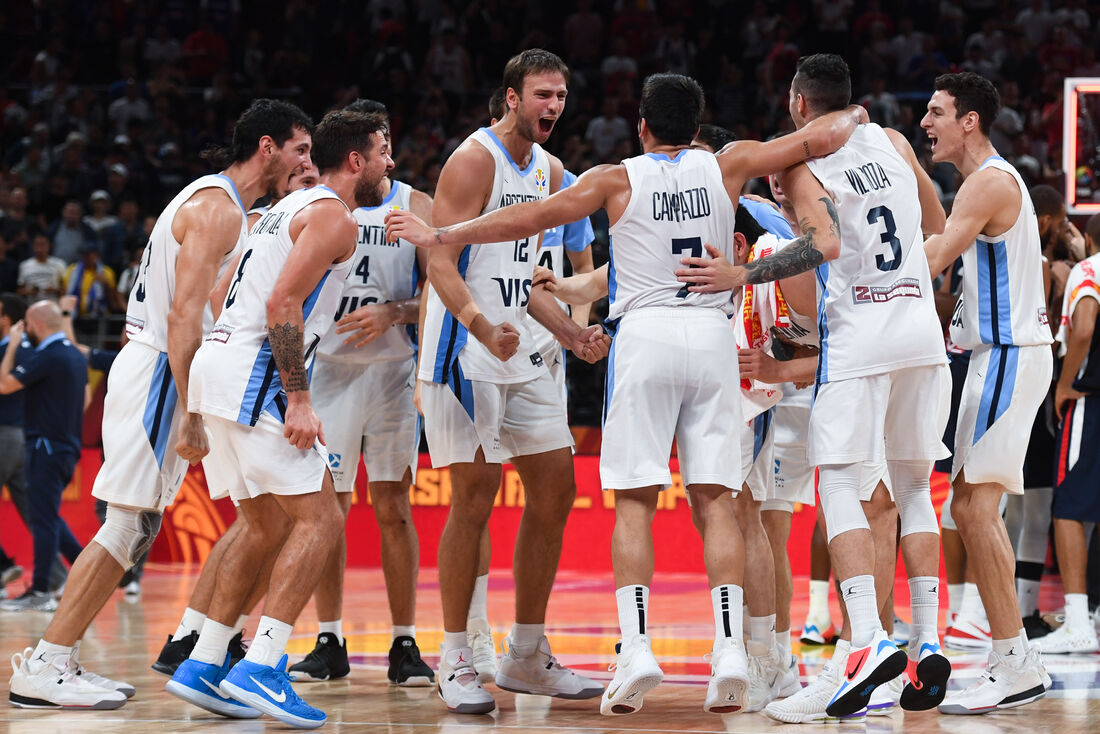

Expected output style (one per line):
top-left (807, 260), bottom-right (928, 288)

top-left (944, 634), bottom-right (992, 650)
top-left (705, 674), bottom-right (749, 714)
top-left (938, 684), bottom-right (1046, 715)
top-left (435, 682), bottom-right (496, 714)
top-left (764, 705), bottom-right (866, 723)
top-left (165, 680), bottom-right (261, 719)
top-left (390, 675), bottom-right (434, 687)
top-left (495, 673), bottom-right (603, 700)
top-left (1034, 639), bottom-right (1100, 654)
top-left (9, 691), bottom-right (125, 710)
top-left (600, 672), bottom-right (663, 715)
top-left (151, 661), bottom-right (179, 676)
top-left (825, 648), bottom-right (907, 718)
top-left (901, 654), bottom-right (950, 711)
top-left (219, 678), bottom-right (325, 728)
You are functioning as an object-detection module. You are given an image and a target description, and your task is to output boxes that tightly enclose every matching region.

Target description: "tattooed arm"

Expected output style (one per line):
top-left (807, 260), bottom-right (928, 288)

top-left (266, 199), bottom-right (357, 449)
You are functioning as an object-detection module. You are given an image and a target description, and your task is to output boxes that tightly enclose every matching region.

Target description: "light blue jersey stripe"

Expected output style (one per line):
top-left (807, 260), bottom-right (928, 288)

top-left (977, 240), bottom-right (1013, 345)
top-left (814, 262), bottom-right (831, 389)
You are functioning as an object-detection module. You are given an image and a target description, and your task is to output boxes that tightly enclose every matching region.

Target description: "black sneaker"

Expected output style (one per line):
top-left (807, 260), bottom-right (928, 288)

top-left (288, 632), bottom-right (349, 681)
top-left (1023, 610), bottom-right (1053, 640)
top-left (228, 630), bottom-right (248, 666)
top-left (387, 636), bottom-right (434, 687)
top-left (151, 631), bottom-right (198, 675)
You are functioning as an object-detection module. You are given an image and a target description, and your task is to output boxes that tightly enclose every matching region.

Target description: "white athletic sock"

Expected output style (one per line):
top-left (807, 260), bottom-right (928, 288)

top-left (234, 614), bottom-right (248, 635)
top-left (245, 616), bottom-right (293, 668)
top-left (750, 614), bottom-right (777, 651)
top-left (808, 579), bottom-right (830, 619)
top-left (467, 574), bottom-right (489, 624)
top-left (616, 585), bottom-right (649, 644)
top-left (992, 631), bottom-right (1028, 663)
top-left (191, 619), bottom-right (235, 665)
top-left (777, 628), bottom-right (792, 662)
top-left (29, 640), bottom-right (73, 672)
top-left (839, 575), bottom-right (880, 648)
top-left (393, 625), bottom-right (416, 640)
top-left (960, 582), bottom-right (984, 619)
top-left (711, 584), bottom-right (745, 648)
top-left (509, 623), bottom-right (544, 658)
top-left (442, 630), bottom-right (468, 655)
top-left (318, 620), bottom-right (343, 644)
top-left (1017, 578), bottom-right (1041, 616)
top-left (908, 576), bottom-right (941, 658)
top-left (174, 606), bottom-right (206, 641)
top-left (947, 583), bottom-right (964, 616)
top-left (1066, 593), bottom-right (1090, 628)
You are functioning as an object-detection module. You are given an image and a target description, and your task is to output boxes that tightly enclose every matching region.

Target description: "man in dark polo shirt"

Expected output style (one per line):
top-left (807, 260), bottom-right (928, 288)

top-left (0, 300), bottom-right (87, 611)
top-left (0, 293), bottom-right (68, 600)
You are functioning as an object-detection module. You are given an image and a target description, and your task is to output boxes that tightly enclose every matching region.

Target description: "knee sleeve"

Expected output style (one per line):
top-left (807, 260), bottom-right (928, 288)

top-left (889, 460), bottom-right (940, 537)
top-left (940, 487), bottom-right (956, 531)
top-left (817, 464), bottom-right (869, 542)
top-left (1016, 488), bottom-right (1052, 564)
top-left (761, 498), bottom-right (795, 513)
top-left (92, 505), bottom-right (162, 569)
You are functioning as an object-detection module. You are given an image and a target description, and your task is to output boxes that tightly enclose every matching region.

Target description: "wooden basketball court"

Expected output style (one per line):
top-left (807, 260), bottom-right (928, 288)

top-left (1, 566), bottom-right (1096, 732)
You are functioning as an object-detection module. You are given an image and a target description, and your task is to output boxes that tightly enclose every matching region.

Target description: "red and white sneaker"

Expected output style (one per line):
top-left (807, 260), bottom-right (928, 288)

top-left (825, 629), bottom-right (907, 718)
top-left (945, 612), bottom-right (993, 650)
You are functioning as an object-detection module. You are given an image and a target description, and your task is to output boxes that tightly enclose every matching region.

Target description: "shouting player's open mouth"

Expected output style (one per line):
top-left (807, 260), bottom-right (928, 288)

top-left (539, 117), bottom-right (556, 135)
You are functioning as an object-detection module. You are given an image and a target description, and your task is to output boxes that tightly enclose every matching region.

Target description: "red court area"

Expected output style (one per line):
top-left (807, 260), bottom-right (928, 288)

top-left (0, 446), bottom-right (952, 577)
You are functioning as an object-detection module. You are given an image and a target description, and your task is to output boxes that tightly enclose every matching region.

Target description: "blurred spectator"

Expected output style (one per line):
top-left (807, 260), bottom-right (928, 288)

top-left (182, 16), bottom-right (229, 83)
top-left (84, 191), bottom-right (118, 237)
top-left (63, 243), bottom-right (121, 316)
top-left (17, 232), bottom-right (65, 301)
top-left (116, 245), bottom-right (143, 298)
top-left (601, 38), bottom-right (637, 96)
top-left (423, 26), bottom-right (473, 108)
top-left (585, 99), bottom-right (630, 162)
top-left (655, 21), bottom-right (695, 77)
top-left (108, 79), bottom-right (151, 136)
top-left (990, 82), bottom-right (1025, 157)
top-left (0, 234), bottom-right (19, 293)
top-left (47, 201), bottom-right (95, 265)
top-left (563, 0), bottom-right (604, 70)
top-left (859, 78), bottom-right (900, 129)
top-left (0, 188), bottom-right (32, 258)
top-left (1016, 0), bottom-right (1054, 49)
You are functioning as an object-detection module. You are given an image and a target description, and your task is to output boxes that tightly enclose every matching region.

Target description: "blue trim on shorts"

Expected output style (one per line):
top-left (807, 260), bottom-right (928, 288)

top-left (602, 336), bottom-right (617, 426)
top-left (141, 352), bottom-right (178, 468)
top-left (446, 360), bottom-right (474, 421)
top-left (973, 344), bottom-right (1018, 444)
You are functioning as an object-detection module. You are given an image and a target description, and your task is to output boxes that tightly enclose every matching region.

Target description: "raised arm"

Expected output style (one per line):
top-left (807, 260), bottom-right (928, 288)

top-left (167, 188), bottom-right (246, 464)
top-left (268, 200), bottom-right (357, 449)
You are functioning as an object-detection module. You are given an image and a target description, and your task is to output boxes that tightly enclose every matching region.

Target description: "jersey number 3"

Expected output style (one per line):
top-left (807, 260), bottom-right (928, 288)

top-left (868, 206), bottom-right (901, 272)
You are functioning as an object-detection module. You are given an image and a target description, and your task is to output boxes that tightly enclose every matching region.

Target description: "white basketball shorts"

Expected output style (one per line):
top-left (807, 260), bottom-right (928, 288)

top-left (312, 357), bottom-right (419, 492)
top-left (601, 307), bottom-right (742, 491)
top-left (92, 341), bottom-right (187, 512)
top-left (741, 410), bottom-right (774, 501)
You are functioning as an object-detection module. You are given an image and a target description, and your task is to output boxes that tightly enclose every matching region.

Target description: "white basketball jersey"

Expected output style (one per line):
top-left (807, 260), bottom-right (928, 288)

top-left (190, 186), bottom-right (353, 425)
top-left (805, 124), bottom-right (945, 382)
top-left (949, 157), bottom-right (1053, 349)
top-left (606, 149), bottom-right (737, 322)
top-left (419, 128), bottom-right (550, 385)
top-left (317, 180), bottom-right (419, 365)
top-left (125, 174), bottom-right (247, 351)
top-left (1056, 253), bottom-right (1100, 357)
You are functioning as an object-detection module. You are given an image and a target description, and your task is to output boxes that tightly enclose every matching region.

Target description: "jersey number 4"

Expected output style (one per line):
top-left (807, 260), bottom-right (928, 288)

top-left (868, 206), bottom-right (902, 272)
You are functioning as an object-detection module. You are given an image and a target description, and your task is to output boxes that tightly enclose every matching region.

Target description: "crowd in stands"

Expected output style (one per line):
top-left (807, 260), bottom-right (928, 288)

top-left (1, 0), bottom-right (1098, 420)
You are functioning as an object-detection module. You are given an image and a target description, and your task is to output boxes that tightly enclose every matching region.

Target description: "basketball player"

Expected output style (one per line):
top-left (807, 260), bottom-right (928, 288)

top-left (1041, 213), bottom-right (1100, 654)
top-left (167, 110), bottom-right (392, 729)
top-left (922, 71), bottom-right (1054, 714)
top-left (388, 72), bottom-right (864, 715)
top-left (679, 55), bottom-right (951, 718)
top-left (152, 161), bottom-right (319, 677)
top-left (7, 100), bottom-right (312, 711)
top-left (287, 99), bottom-right (435, 687)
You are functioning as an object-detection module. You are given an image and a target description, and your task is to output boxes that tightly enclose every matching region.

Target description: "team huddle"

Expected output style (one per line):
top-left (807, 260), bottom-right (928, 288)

top-left (5, 48), bottom-right (1059, 728)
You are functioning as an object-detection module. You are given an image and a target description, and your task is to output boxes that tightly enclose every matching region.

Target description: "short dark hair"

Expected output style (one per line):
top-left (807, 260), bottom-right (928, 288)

top-left (0, 293), bottom-right (27, 323)
top-left (501, 49), bottom-right (569, 98)
top-left (793, 54), bottom-right (851, 113)
top-left (639, 73), bottom-right (705, 146)
top-left (735, 205), bottom-right (767, 246)
top-left (201, 99), bottom-right (314, 168)
top-left (694, 124), bottom-right (736, 153)
top-left (311, 110), bottom-right (390, 174)
top-left (345, 98), bottom-right (388, 117)
top-left (488, 86), bottom-right (506, 122)
top-left (933, 72), bottom-right (1001, 136)
top-left (1029, 184), bottom-right (1064, 217)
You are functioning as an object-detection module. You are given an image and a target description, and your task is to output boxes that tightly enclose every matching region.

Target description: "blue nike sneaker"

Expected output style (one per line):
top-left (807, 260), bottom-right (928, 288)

top-left (220, 654), bottom-right (325, 729)
top-left (166, 654), bottom-right (261, 718)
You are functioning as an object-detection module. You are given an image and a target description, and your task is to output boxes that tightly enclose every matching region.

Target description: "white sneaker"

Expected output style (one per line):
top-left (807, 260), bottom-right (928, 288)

top-left (495, 635), bottom-right (602, 699)
top-left (8, 648), bottom-right (127, 709)
top-left (764, 646), bottom-right (866, 723)
top-left (123, 581), bottom-right (141, 599)
top-left (601, 636), bottom-right (663, 716)
top-left (0, 589), bottom-right (58, 612)
top-left (704, 638), bottom-right (750, 714)
top-left (892, 616), bottom-right (911, 646)
top-left (945, 611), bottom-right (993, 650)
top-left (867, 674), bottom-right (903, 715)
top-left (826, 629), bottom-right (907, 718)
top-left (466, 619), bottom-right (497, 684)
top-left (1033, 619), bottom-right (1100, 654)
top-left (70, 642), bottom-right (135, 698)
top-left (436, 646), bottom-right (494, 715)
top-left (799, 609), bottom-right (837, 645)
top-left (938, 647), bottom-right (1047, 714)
top-left (777, 654), bottom-right (802, 697)
top-left (744, 641), bottom-right (783, 712)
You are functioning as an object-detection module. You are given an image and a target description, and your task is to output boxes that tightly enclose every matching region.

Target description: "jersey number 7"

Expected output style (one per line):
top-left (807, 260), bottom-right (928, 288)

top-left (673, 236), bottom-right (703, 298)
